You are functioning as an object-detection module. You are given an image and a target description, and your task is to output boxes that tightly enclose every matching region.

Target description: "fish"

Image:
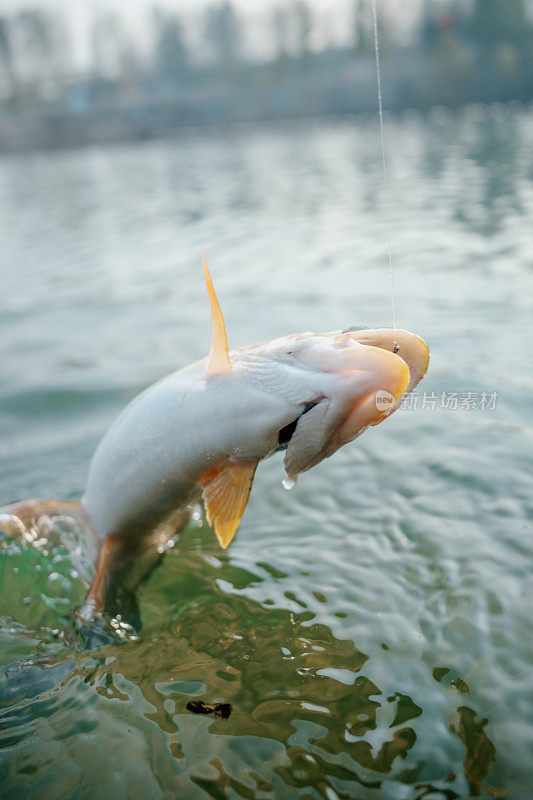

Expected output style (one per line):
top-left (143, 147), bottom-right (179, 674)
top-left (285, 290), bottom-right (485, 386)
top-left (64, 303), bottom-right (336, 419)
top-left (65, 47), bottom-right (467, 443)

top-left (2, 254), bottom-right (429, 622)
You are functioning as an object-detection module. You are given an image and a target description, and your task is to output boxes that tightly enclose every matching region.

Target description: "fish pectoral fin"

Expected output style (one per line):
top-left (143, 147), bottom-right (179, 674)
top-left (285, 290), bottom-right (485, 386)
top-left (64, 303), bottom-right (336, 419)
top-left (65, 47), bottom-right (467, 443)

top-left (200, 458), bottom-right (258, 549)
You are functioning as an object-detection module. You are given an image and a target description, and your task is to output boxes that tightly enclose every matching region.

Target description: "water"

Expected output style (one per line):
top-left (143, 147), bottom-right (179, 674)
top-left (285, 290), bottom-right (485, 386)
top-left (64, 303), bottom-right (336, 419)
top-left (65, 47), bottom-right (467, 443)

top-left (1, 105), bottom-right (532, 799)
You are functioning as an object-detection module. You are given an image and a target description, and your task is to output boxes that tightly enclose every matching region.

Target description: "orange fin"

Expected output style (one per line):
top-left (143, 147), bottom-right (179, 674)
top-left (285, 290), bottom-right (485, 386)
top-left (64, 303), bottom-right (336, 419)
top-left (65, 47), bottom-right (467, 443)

top-left (200, 459), bottom-right (258, 548)
top-left (203, 251), bottom-right (231, 377)
top-left (78, 535), bottom-right (114, 624)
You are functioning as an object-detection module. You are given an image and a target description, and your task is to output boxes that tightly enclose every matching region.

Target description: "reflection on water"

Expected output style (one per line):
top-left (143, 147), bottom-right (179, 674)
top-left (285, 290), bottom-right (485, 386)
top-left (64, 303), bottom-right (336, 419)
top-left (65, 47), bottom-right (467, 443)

top-left (1, 104), bottom-right (532, 799)
top-left (1, 518), bottom-right (499, 799)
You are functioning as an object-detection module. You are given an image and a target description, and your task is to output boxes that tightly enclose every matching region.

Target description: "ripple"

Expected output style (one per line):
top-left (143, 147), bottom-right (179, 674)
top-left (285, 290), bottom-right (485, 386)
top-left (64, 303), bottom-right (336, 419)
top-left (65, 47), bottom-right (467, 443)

top-left (1, 109), bottom-right (533, 798)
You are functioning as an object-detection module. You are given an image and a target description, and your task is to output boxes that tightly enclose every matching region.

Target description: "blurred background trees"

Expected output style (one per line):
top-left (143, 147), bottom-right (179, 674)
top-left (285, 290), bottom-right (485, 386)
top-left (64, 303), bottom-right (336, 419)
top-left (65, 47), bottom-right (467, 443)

top-left (204, 1), bottom-right (241, 66)
top-left (154, 10), bottom-right (189, 87)
top-left (0, 0), bottom-right (531, 150)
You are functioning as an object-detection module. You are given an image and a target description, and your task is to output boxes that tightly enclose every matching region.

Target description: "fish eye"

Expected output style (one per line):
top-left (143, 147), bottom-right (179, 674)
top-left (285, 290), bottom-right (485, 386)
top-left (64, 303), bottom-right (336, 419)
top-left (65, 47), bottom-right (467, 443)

top-left (393, 342), bottom-right (400, 353)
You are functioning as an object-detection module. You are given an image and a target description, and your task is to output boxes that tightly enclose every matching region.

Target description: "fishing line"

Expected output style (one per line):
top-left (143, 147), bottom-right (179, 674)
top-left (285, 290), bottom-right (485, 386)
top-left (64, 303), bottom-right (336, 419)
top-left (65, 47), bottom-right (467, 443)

top-left (371, 0), bottom-right (397, 331)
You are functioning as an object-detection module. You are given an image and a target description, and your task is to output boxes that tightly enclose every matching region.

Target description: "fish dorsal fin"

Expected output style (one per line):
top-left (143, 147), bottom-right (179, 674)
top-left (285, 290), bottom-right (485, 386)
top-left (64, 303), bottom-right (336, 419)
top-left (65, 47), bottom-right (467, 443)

top-left (203, 251), bottom-right (231, 377)
top-left (200, 458), bottom-right (258, 548)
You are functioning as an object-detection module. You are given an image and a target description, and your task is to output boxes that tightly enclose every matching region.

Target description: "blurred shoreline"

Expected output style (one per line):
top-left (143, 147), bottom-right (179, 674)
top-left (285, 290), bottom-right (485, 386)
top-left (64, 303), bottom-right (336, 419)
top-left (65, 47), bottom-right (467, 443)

top-left (1, 61), bottom-right (532, 155)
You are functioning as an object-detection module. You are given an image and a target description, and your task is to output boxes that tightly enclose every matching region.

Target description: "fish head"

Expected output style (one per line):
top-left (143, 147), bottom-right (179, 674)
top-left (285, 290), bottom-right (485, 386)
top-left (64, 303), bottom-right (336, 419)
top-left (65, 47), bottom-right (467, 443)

top-left (252, 325), bottom-right (429, 477)
top-left (344, 327), bottom-right (430, 400)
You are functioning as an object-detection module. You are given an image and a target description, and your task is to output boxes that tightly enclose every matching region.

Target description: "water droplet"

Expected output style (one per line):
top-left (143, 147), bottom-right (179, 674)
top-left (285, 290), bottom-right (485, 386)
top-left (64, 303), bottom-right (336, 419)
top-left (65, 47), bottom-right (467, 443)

top-left (282, 475), bottom-right (297, 491)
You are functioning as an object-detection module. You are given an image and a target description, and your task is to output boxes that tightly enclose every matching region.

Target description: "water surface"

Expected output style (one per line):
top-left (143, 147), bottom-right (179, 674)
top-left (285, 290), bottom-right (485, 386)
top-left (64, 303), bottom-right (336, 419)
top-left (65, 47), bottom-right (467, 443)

top-left (1, 105), bottom-right (532, 799)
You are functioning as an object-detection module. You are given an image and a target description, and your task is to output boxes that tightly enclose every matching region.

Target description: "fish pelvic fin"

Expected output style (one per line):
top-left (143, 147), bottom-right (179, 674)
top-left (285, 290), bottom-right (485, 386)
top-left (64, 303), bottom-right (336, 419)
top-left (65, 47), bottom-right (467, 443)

top-left (203, 251), bottom-right (231, 377)
top-left (200, 458), bottom-right (258, 548)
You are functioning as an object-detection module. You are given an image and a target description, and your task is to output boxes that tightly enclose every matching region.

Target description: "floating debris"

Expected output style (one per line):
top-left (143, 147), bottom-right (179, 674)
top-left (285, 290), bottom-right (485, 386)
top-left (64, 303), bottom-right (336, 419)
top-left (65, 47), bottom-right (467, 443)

top-left (186, 700), bottom-right (232, 719)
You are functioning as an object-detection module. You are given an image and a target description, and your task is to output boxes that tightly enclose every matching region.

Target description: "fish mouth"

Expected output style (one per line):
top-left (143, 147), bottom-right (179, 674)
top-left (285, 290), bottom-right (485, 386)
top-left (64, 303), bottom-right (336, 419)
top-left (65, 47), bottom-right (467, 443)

top-left (342, 328), bottom-right (430, 425)
top-left (327, 328), bottom-right (429, 442)
top-left (332, 345), bottom-right (409, 445)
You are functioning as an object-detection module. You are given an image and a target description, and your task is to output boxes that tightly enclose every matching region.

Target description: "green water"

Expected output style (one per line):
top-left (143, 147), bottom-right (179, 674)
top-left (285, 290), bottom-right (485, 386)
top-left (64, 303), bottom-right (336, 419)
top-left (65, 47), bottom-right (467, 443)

top-left (1, 105), bottom-right (532, 800)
